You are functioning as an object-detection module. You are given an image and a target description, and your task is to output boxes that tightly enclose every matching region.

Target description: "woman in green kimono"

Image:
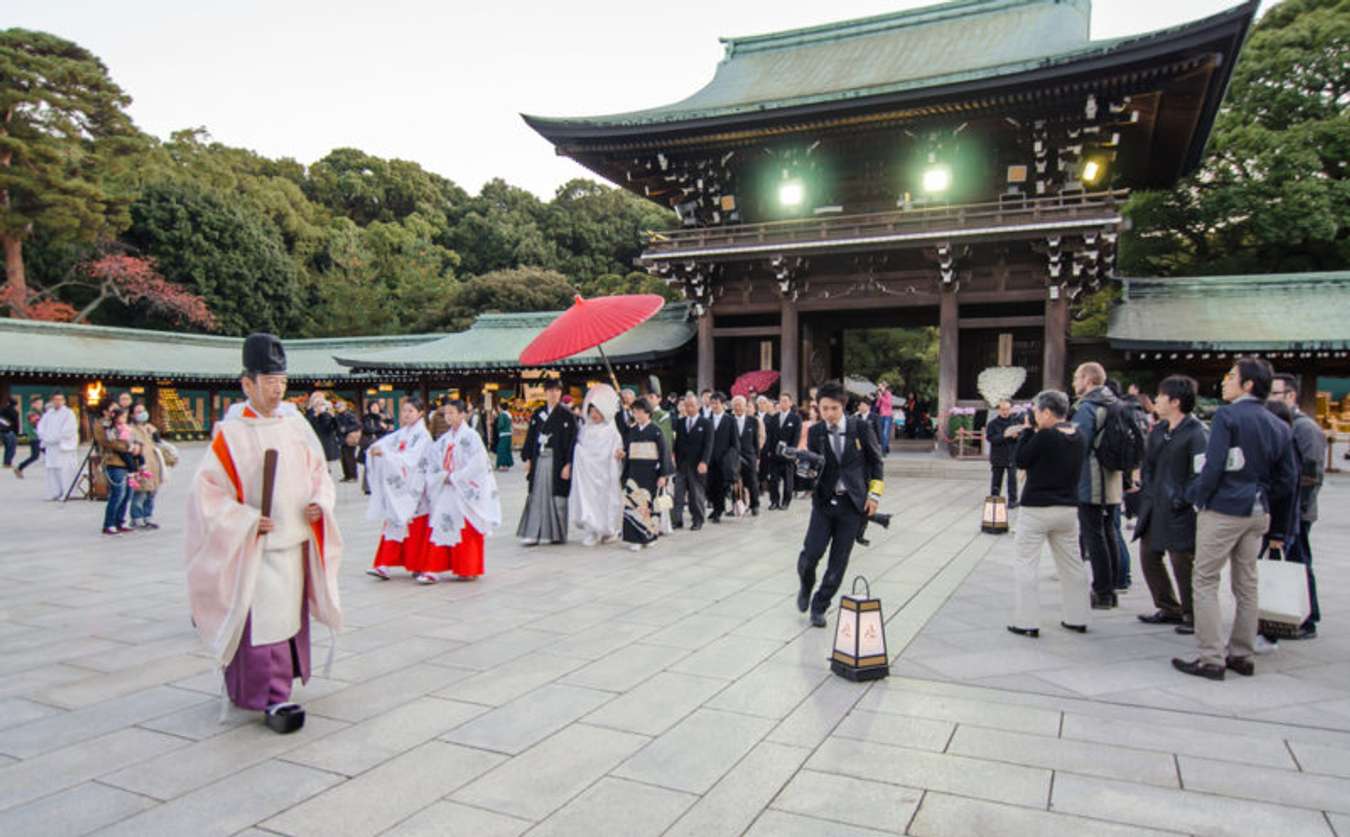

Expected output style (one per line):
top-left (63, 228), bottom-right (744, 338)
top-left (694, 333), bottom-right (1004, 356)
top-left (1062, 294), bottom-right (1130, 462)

top-left (493, 407), bottom-right (514, 470)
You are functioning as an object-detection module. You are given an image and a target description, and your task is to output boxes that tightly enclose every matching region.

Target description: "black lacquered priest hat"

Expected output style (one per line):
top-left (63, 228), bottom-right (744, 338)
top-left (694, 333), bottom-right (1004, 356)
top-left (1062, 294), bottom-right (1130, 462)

top-left (242, 333), bottom-right (287, 375)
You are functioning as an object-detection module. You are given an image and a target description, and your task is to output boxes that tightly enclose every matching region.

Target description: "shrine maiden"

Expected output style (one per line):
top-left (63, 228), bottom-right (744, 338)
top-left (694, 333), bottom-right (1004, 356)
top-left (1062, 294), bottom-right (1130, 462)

top-left (423, 399), bottom-right (502, 579)
top-left (365, 396), bottom-right (436, 583)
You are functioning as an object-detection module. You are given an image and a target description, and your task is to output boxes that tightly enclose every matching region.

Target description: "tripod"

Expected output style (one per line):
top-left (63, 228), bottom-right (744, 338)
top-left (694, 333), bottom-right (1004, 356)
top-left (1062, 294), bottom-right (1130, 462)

top-left (63, 443), bottom-right (100, 503)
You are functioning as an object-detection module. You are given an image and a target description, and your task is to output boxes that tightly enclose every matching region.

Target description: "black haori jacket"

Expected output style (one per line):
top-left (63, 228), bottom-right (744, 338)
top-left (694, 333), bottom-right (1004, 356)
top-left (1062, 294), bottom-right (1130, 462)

top-left (1135, 415), bottom-right (1208, 554)
top-left (522, 405), bottom-right (578, 495)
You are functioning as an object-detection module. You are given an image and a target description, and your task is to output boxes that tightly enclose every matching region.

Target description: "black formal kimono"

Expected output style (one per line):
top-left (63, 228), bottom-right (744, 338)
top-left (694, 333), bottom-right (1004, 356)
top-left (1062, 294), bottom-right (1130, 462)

top-left (622, 421), bottom-right (668, 546)
top-left (797, 416), bottom-right (885, 618)
top-left (760, 412), bottom-right (780, 496)
top-left (705, 410), bottom-right (738, 521)
top-left (985, 413), bottom-right (1028, 504)
top-left (517, 404), bottom-right (579, 544)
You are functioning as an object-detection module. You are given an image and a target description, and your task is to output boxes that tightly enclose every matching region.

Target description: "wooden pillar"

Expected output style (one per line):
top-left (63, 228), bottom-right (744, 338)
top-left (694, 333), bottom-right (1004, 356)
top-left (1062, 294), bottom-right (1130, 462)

top-left (1044, 291), bottom-right (1069, 391)
top-left (697, 312), bottom-right (714, 393)
top-left (780, 299), bottom-right (799, 400)
top-left (1300, 369), bottom-right (1318, 415)
top-left (147, 383), bottom-right (162, 430)
top-left (938, 287), bottom-right (959, 424)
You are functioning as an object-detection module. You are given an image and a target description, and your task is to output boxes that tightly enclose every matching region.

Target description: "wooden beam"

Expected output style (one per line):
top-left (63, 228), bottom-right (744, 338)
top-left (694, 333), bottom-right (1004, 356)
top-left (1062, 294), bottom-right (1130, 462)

top-left (781, 299), bottom-right (799, 399)
top-left (697, 313), bottom-right (714, 392)
top-left (712, 326), bottom-right (781, 338)
top-left (958, 316), bottom-right (1045, 329)
top-left (1044, 293), bottom-right (1069, 390)
top-left (938, 287), bottom-right (959, 435)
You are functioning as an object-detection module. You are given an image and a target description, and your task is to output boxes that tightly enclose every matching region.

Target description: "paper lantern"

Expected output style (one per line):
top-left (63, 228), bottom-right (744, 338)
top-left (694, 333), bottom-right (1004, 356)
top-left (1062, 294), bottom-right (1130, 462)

top-left (982, 495), bottom-right (1009, 534)
top-left (831, 576), bottom-right (889, 682)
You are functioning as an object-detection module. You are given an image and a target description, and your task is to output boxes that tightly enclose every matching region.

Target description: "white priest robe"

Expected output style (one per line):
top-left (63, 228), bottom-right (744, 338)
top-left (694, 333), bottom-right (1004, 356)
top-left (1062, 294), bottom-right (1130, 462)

top-left (37, 406), bottom-right (80, 501)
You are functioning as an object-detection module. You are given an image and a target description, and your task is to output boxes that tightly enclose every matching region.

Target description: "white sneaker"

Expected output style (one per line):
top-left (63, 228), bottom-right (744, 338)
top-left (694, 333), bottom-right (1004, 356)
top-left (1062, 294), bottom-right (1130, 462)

top-left (582, 534), bottom-right (598, 547)
top-left (628, 543), bottom-right (643, 552)
top-left (1255, 635), bottom-right (1278, 655)
top-left (519, 538), bottom-right (539, 546)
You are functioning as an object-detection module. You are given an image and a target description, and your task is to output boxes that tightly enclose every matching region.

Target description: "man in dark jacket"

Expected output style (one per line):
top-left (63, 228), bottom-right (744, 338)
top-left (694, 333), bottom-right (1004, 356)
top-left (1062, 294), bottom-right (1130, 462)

top-left (705, 392), bottom-right (738, 523)
top-left (334, 400), bottom-right (362, 483)
top-left (517, 378), bottom-right (578, 546)
top-left (1135, 376), bottom-right (1207, 630)
top-left (772, 393), bottom-right (803, 510)
top-left (1174, 358), bottom-right (1297, 680)
top-left (985, 399), bottom-right (1027, 507)
top-left (1071, 363), bottom-right (1124, 609)
top-left (1270, 373), bottom-right (1325, 639)
top-left (796, 381), bottom-right (885, 627)
top-left (731, 395), bottom-right (760, 516)
top-left (672, 393), bottom-right (713, 530)
top-left (757, 396), bottom-right (779, 504)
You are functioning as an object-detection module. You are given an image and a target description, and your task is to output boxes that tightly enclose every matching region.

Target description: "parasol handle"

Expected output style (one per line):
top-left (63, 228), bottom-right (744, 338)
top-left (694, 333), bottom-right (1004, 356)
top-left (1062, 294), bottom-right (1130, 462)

top-left (596, 343), bottom-right (622, 393)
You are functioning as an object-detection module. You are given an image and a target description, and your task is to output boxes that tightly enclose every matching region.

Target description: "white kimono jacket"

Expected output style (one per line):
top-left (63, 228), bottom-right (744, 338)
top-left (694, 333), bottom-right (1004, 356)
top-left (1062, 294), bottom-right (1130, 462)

top-left (365, 420), bottom-right (432, 542)
top-left (37, 406), bottom-right (80, 468)
top-left (569, 418), bottom-right (623, 537)
top-left (425, 421), bottom-right (501, 547)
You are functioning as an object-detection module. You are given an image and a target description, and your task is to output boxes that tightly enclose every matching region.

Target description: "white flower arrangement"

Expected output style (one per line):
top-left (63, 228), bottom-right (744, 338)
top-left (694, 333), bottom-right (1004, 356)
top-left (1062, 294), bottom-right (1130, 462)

top-left (977, 366), bottom-right (1027, 408)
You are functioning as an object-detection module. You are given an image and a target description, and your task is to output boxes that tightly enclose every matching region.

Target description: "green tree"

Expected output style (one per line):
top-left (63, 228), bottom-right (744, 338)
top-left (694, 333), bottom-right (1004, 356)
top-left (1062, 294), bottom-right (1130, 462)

top-left (0, 29), bottom-right (141, 315)
top-left (124, 181), bottom-right (302, 335)
top-left (843, 327), bottom-right (939, 400)
top-left (1120, 0), bottom-right (1349, 277)
top-left (579, 270), bottom-right (681, 301)
top-left (428, 266), bottom-right (576, 331)
top-left (544, 179), bottom-right (677, 283)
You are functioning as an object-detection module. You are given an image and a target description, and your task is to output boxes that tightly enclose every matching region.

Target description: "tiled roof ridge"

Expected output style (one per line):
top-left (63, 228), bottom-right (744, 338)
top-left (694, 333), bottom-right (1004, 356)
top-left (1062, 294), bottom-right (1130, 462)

top-left (1122, 271), bottom-right (1350, 298)
top-left (721, 0), bottom-right (1087, 57)
top-left (0, 317), bottom-right (445, 347)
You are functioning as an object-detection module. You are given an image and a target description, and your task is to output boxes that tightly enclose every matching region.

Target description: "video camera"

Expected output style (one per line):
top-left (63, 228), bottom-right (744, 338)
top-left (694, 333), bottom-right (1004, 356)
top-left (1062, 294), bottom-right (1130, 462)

top-left (776, 441), bottom-right (825, 480)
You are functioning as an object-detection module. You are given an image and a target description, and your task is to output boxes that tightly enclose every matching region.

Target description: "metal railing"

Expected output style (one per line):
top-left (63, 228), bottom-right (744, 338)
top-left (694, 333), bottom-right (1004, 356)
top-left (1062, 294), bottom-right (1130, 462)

top-left (643, 189), bottom-right (1129, 260)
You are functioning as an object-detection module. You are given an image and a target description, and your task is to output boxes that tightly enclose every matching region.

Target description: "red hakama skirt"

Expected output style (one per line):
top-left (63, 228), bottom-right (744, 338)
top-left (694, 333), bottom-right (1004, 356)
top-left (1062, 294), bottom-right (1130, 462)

top-left (373, 514), bottom-right (430, 569)
top-left (420, 522), bottom-right (484, 578)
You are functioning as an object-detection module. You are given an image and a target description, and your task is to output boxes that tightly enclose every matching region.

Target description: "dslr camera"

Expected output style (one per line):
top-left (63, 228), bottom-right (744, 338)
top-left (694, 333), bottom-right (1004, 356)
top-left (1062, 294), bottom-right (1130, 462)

top-left (776, 441), bottom-right (825, 480)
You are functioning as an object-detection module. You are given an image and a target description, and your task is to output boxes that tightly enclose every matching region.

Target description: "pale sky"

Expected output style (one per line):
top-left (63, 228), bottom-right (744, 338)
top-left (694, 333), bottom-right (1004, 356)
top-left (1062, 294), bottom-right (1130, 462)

top-left (13, 0), bottom-right (1277, 199)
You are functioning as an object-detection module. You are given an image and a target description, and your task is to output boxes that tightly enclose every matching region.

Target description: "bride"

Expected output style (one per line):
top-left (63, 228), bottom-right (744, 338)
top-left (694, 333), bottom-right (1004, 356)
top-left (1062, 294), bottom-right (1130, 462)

top-left (569, 384), bottom-right (624, 546)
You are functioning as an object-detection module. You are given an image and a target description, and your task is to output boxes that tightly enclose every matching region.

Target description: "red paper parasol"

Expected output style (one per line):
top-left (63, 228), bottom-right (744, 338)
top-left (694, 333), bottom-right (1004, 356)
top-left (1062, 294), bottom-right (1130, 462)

top-left (519, 294), bottom-right (665, 388)
top-left (730, 370), bottom-right (780, 397)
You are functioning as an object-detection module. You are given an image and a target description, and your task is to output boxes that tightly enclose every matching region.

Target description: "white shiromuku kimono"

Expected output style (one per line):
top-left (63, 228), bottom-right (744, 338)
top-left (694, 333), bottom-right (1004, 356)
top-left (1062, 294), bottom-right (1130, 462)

top-left (425, 421), bottom-right (502, 548)
top-left (185, 408), bottom-right (343, 711)
top-left (365, 420), bottom-right (432, 542)
top-left (569, 416), bottom-right (624, 541)
top-left (37, 406), bottom-right (80, 500)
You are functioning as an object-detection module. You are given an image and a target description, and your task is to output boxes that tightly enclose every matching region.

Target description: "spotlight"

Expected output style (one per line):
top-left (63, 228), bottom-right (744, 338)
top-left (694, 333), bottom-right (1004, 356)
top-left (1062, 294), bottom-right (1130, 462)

top-left (778, 180), bottom-right (805, 207)
top-left (921, 165), bottom-right (951, 194)
top-left (1081, 159), bottom-right (1105, 185)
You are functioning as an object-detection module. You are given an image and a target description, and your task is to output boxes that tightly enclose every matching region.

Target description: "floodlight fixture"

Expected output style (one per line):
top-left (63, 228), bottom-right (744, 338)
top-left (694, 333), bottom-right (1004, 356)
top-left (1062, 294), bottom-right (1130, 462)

top-left (921, 165), bottom-right (951, 194)
top-left (778, 180), bottom-right (805, 207)
top-left (1081, 158), bottom-right (1106, 186)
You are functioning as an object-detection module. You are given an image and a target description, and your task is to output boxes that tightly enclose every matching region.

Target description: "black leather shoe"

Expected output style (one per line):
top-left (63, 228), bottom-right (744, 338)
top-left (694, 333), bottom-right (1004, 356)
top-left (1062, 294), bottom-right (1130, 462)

top-left (1226, 656), bottom-right (1255, 677)
top-left (1060, 621), bottom-right (1087, 634)
top-left (751, 508), bottom-right (759, 517)
top-left (1174, 621), bottom-right (1195, 635)
top-left (709, 515), bottom-right (721, 524)
top-left (1006, 625), bottom-right (1039, 638)
top-left (768, 502), bottom-right (780, 510)
top-left (1290, 624), bottom-right (1318, 640)
top-left (810, 611), bottom-right (828, 628)
top-left (797, 587), bottom-right (810, 613)
top-left (856, 536), bottom-right (871, 546)
top-left (1090, 591), bottom-right (1117, 610)
top-left (1172, 658), bottom-right (1225, 680)
top-left (690, 522), bottom-right (703, 531)
top-left (1138, 611), bottom-right (1184, 625)
top-left (671, 521), bottom-right (684, 530)
top-left (265, 702), bottom-right (306, 734)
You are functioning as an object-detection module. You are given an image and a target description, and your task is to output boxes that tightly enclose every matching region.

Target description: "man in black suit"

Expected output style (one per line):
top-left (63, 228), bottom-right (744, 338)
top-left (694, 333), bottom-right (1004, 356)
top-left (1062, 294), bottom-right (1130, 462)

top-left (797, 381), bottom-right (885, 627)
top-left (772, 393), bottom-right (802, 510)
top-left (618, 389), bottom-right (637, 439)
top-left (672, 393), bottom-right (712, 530)
top-left (731, 395), bottom-right (761, 516)
top-left (757, 396), bottom-right (779, 505)
top-left (705, 392), bottom-right (738, 523)
top-left (856, 397), bottom-right (883, 450)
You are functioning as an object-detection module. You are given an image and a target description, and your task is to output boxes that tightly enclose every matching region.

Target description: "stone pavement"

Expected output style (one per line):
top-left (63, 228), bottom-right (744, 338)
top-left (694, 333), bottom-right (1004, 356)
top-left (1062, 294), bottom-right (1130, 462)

top-left (0, 444), bottom-right (1347, 836)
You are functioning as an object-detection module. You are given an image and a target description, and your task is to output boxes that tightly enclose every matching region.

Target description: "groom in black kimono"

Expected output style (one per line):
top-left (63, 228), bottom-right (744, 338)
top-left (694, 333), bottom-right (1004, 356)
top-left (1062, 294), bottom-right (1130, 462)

top-left (517, 378), bottom-right (578, 545)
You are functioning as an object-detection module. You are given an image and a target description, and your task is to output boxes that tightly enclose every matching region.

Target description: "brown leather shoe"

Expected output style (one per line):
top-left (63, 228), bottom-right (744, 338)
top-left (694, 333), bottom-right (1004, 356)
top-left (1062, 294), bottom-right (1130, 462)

top-left (1225, 656), bottom-right (1255, 677)
top-left (1172, 658), bottom-right (1225, 680)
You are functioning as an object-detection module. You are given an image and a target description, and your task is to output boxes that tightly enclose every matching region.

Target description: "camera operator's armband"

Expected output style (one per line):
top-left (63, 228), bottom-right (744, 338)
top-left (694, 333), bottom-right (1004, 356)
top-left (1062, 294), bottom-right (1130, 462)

top-left (868, 479), bottom-right (884, 500)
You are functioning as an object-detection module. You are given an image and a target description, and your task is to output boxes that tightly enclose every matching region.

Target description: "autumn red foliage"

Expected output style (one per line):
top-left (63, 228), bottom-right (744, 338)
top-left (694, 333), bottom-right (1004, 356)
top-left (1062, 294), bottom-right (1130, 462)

top-left (82, 255), bottom-right (217, 329)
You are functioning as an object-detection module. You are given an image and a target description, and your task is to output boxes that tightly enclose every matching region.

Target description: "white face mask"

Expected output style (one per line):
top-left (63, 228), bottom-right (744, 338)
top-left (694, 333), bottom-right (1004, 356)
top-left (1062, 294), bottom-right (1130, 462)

top-left (134, 412), bottom-right (149, 423)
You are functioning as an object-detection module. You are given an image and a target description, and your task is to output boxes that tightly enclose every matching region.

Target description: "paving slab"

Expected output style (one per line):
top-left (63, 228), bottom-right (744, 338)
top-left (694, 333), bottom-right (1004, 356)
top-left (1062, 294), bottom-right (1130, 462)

top-left (613, 707), bottom-right (774, 794)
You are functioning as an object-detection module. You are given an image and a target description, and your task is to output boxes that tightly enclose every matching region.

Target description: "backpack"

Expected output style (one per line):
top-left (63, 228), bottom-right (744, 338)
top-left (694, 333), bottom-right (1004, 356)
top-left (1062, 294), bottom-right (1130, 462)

top-left (1093, 399), bottom-right (1146, 473)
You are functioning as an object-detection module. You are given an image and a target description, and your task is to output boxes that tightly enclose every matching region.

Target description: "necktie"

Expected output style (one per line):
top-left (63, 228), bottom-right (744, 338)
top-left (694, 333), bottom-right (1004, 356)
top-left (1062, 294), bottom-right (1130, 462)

top-left (686, 417), bottom-right (694, 433)
top-left (831, 425), bottom-right (845, 459)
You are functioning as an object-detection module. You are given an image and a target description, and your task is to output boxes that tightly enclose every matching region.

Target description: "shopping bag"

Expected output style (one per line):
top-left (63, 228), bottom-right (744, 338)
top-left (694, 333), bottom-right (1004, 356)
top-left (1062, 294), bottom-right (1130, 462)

top-left (1258, 547), bottom-right (1310, 633)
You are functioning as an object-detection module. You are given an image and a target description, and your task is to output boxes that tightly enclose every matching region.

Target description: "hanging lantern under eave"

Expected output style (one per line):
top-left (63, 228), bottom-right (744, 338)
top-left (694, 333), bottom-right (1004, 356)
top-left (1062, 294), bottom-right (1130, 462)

top-left (830, 576), bottom-right (889, 682)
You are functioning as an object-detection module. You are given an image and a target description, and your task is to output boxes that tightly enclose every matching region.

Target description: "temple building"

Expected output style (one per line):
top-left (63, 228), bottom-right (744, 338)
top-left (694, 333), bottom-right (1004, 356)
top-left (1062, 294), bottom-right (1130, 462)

top-left (524, 0), bottom-right (1259, 420)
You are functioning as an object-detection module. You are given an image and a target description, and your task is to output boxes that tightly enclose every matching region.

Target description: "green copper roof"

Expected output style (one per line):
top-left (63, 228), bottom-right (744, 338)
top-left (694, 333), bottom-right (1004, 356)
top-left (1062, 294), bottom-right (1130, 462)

top-left (1108, 273), bottom-right (1350, 352)
top-left (523, 0), bottom-right (1252, 133)
top-left (0, 319), bottom-right (440, 381)
top-left (335, 303), bottom-right (696, 372)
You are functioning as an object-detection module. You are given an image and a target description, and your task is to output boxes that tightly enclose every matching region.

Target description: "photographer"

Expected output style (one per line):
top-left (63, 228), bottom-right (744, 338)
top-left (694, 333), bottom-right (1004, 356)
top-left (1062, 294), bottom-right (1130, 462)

top-left (794, 381), bottom-right (885, 627)
top-left (305, 391), bottom-right (341, 473)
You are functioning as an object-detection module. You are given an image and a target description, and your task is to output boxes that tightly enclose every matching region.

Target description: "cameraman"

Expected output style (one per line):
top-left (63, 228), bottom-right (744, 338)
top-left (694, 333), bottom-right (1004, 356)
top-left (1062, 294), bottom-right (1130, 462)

top-left (795, 381), bottom-right (885, 627)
